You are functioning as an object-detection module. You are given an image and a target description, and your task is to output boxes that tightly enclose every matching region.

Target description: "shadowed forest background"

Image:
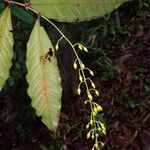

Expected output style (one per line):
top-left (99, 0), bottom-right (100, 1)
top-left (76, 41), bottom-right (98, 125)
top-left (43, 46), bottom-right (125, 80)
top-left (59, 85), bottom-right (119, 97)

top-left (0, 0), bottom-right (149, 150)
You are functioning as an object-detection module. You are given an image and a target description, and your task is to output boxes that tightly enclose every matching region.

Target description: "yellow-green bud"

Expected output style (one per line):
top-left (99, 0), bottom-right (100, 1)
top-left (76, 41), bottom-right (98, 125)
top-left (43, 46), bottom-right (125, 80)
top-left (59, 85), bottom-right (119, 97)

top-left (86, 124), bottom-right (90, 129)
top-left (81, 63), bottom-right (85, 69)
top-left (88, 93), bottom-right (93, 100)
top-left (102, 129), bottom-right (106, 135)
top-left (91, 82), bottom-right (96, 88)
top-left (79, 76), bottom-right (83, 82)
top-left (83, 47), bottom-right (88, 52)
top-left (95, 143), bottom-right (99, 149)
top-left (98, 127), bottom-right (101, 131)
top-left (97, 105), bottom-right (103, 111)
top-left (91, 134), bottom-right (94, 139)
top-left (78, 44), bottom-right (83, 50)
top-left (77, 88), bottom-right (81, 95)
top-left (92, 111), bottom-right (96, 116)
top-left (55, 44), bottom-right (59, 50)
top-left (90, 119), bottom-right (93, 125)
top-left (73, 62), bottom-right (77, 69)
top-left (100, 123), bottom-right (106, 135)
top-left (95, 90), bottom-right (99, 96)
top-left (87, 132), bottom-right (90, 139)
top-left (90, 70), bottom-right (94, 76)
top-left (100, 142), bottom-right (105, 147)
top-left (94, 107), bottom-right (97, 113)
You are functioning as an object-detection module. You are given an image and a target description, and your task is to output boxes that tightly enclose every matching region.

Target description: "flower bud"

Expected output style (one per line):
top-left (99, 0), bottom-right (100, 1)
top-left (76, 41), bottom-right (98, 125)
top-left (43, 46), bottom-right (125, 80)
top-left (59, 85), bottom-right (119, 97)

top-left (94, 107), bottom-right (97, 113)
top-left (92, 111), bottom-right (96, 116)
top-left (90, 119), bottom-right (93, 125)
top-left (101, 142), bottom-right (105, 147)
top-left (79, 76), bottom-right (83, 82)
top-left (78, 44), bottom-right (83, 50)
top-left (91, 82), bottom-right (96, 88)
top-left (95, 90), bottom-right (99, 96)
top-left (86, 124), bottom-right (90, 129)
top-left (55, 44), bottom-right (59, 50)
top-left (81, 63), bottom-right (85, 69)
top-left (90, 70), bottom-right (94, 76)
top-left (88, 93), bottom-right (93, 100)
top-left (77, 88), bottom-right (81, 95)
top-left (87, 132), bottom-right (90, 139)
top-left (102, 129), bottom-right (106, 135)
top-left (98, 127), bottom-right (101, 131)
top-left (95, 143), bottom-right (98, 149)
top-left (73, 62), bottom-right (77, 69)
top-left (97, 105), bottom-right (103, 111)
top-left (83, 47), bottom-right (88, 52)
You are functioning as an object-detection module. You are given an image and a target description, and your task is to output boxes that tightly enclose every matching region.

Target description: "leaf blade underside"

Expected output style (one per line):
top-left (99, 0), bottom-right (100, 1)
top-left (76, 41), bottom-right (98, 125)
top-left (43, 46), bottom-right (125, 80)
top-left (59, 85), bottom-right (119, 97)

top-left (0, 8), bottom-right (13, 91)
top-left (26, 20), bottom-right (62, 132)
top-left (30, 0), bottom-right (128, 22)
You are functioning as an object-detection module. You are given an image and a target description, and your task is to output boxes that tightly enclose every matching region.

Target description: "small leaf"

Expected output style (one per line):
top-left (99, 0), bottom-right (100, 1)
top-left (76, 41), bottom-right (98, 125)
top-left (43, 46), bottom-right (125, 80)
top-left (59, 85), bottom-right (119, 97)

top-left (0, 8), bottom-right (14, 91)
top-left (26, 20), bottom-right (62, 132)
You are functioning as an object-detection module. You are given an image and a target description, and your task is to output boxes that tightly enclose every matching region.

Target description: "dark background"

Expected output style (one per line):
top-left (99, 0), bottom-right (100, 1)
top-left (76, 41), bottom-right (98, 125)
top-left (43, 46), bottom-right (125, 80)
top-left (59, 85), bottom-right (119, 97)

top-left (0, 0), bottom-right (149, 149)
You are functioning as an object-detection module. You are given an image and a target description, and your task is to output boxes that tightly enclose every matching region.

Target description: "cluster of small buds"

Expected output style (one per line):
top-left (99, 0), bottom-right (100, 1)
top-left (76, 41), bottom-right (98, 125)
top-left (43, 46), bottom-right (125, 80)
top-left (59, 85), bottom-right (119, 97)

top-left (92, 141), bottom-right (105, 150)
top-left (86, 119), bottom-right (106, 150)
top-left (72, 43), bottom-right (106, 150)
top-left (75, 43), bottom-right (88, 52)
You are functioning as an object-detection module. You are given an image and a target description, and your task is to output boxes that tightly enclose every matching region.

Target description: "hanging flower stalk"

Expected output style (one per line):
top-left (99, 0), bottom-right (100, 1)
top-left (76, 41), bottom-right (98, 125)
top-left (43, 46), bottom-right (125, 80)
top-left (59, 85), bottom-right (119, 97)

top-left (73, 43), bottom-right (106, 150)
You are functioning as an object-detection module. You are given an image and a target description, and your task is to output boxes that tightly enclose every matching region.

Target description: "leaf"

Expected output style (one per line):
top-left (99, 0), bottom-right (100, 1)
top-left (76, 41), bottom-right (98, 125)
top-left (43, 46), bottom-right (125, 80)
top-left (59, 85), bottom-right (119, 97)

top-left (30, 0), bottom-right (128, 22)
top-left (0, 8), bottom-right (13, 91)
top-left (26, 20), bottom-right (62, 132)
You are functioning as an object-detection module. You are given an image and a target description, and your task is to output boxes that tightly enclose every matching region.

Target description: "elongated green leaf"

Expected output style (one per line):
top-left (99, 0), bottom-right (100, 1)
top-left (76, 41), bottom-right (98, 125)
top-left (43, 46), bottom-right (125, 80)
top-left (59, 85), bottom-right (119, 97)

top-left (30, 0), bottom-right (128, 22)
top-left (26, 20), bottom-right (62, 132)
top-left (0, 8), bottom-right (13, 91)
